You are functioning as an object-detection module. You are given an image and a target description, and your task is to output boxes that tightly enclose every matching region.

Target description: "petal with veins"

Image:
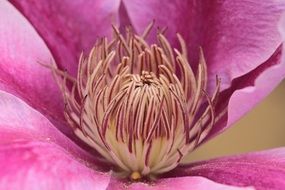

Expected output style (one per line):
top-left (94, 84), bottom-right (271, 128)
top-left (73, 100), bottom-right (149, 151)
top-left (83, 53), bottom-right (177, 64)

top-left (208, 45), bottom-right (285, 139)
top-left (0, 0), bottom-right (70, 134)
top-left (10, 0), bottom-right (121, 76)
top-left (0, 90), bottom-right (107, 170)
top-left (122, 0), bottom-right (285, 91)
top-left (0, 141), bottom-right (110, 190)
top-left (164, 148), bottom-right (285, 190)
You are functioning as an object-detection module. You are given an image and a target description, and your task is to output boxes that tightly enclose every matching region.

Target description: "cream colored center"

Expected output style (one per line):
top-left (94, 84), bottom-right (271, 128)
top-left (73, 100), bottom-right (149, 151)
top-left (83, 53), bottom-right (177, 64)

top-left (50, 23), bottom-right (220, 180)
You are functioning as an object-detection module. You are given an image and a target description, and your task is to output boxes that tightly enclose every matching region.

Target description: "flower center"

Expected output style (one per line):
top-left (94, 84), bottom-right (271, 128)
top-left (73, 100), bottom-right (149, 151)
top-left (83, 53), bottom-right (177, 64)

top-left (51, 22), bottom-right (220, 180)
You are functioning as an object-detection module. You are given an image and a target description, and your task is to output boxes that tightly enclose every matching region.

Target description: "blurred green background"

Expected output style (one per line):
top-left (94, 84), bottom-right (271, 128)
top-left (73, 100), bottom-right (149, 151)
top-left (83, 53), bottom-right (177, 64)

top-left (184, 80), bottom-right (285, 162)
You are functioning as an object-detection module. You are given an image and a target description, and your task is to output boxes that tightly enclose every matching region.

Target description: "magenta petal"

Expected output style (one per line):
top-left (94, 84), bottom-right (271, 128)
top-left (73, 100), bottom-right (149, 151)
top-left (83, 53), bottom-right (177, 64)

top-left (0, 90), bottom-right (107, 170)
top-left (227, 51), bottom-right (285, 128)
top-left (165, 148), bottom-right (285, 190)
top-left (208, 12), bottom-right (285, 138)
top-left (207, 45), bottom-right (285, 139)
top-left (0, 1), bottom-right (71, 134)
top-left (10, 0), bottom-right (121, 75)
top-left (122, 0), bottom-right (285, 90)
top-left (0, 141), bottom-right (110, 190)
top-left (107, 176), bottom-right (252, 190)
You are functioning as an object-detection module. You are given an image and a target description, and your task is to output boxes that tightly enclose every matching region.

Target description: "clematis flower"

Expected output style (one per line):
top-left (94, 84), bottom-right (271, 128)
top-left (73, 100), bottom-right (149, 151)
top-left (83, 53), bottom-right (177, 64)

top-left (1, 0), bottom-right (285, 189)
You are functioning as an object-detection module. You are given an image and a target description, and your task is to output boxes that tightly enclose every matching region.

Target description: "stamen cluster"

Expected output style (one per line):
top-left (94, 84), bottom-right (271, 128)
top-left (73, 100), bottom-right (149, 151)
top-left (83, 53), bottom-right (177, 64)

top-left (51, 23), bottom-right (220, 180)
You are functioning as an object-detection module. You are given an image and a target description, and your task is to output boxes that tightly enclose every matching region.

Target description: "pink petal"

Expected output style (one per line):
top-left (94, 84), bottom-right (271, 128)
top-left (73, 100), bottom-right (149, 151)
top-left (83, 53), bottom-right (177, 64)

top-left (208, 12), bottom-right (285, 138)
top-left (227, 51), bottom-right (285, 128)
top-left (0, 1), bottom-right (71, 134)
top-left (10, 0), bottom-right (121, 76)
top-left (107, 176), bottom-right (252, 190)
top-left (208, 44), bottom-right (285, 139)
top-left (0, 140), bottom-right (110, 190)
top-left (122, 0), bottom-right (285, 90)
top-left (164, 148), bottom-right (285, 190)
top-left (0, 90), bottom-right (107, 170)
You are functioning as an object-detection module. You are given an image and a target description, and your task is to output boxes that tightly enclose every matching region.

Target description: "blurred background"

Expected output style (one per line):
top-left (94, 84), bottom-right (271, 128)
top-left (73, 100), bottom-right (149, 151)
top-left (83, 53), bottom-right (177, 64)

top-left (185, 80), bottom-right (285, 162)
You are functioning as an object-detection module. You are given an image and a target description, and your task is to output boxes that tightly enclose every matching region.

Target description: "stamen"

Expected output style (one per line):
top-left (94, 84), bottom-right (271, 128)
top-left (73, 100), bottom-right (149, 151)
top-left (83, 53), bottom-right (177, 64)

top-left (51, 23), bottom-right (220, 179)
